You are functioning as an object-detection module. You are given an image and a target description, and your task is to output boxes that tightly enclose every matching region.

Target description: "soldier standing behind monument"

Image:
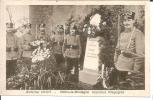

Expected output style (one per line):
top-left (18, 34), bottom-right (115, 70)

top-left (63, 24), bottom-right (82, 82)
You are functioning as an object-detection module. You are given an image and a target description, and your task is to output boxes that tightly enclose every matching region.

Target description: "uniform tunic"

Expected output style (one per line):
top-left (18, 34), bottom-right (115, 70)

top-left (37, 33), bottom-right (50, 42)
top-left (51, 32), bottom-right (64, 64)
top-left (6, 34), bottom-right (19, 60)
top-left (114, 28), bottom-right (145, 72)
top-left (21, 33), bottom-right (34, 58)
top-left (64, 34), bottom-right (81, 58)
top-left (51, 33), bottom-right (64, 54)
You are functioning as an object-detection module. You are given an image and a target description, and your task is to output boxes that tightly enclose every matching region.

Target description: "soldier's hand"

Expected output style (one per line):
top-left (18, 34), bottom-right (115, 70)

top-left (114, 53), bottom-right (118, 65)
top-left (114, 58), bottom-right (117, 66)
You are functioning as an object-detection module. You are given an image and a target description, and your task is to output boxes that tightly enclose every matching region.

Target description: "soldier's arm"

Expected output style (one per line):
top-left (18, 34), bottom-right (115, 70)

top-left (48, 34), bottom-right (54, 48)
top-left (49, 34), bottom-right (55, 46)
top-left (77, 35), bottom-right (82, 58)
top-left (134, 30), bottom-right (145, 71)
top-left (50, 33), bottom-right (54, 41)
top-left (135, 30), bottom-right (145, 55)
top-left (114, 37), bottom-right (120, 64)
top-left (20, 37), bottom-right (24, 58)
top-left (47, 34), bottom-right (51, 42)
top-left (21, 35), bottom-right (27, 49)
top-left (62, 35), bottom-right (67, 55)
top-left (35, 33), bottom-right (39, 40)
top-left (15, 36), bottom-right (23, 59)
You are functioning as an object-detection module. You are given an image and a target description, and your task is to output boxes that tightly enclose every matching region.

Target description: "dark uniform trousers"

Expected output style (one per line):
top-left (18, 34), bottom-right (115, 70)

top-left (6, 60), bottom-right (17, 78)
top-left (22, 57), bottom-right (32, 70)
top-left (117, 70), bottom-right (128, 82)
top-left (65, 57), bottom-right (79, 81)
top-left (55, 54), bottom-right (64, 64)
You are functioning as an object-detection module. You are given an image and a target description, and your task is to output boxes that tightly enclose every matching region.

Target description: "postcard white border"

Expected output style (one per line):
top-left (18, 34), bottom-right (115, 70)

top-left (0, 0), bottom-right (150, 96)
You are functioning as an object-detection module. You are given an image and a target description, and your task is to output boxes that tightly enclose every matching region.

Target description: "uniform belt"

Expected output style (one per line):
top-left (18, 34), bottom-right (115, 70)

top-left (53, 42), bottom-right (63, 46)
top-left (66, 45), bottom-right (79, 49)
top-left (24, 49), bottom-right (32, 51)
top-left (6, 47), bottom-right (18, 52)
top-left (117, 50), bottom-right (133, 58)
top-left (121, 52), bottom-right (134, 58)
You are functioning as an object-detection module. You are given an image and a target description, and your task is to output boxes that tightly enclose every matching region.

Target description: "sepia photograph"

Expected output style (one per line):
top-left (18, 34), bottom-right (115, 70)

top-left (0, 0), bottom-right (150, 96)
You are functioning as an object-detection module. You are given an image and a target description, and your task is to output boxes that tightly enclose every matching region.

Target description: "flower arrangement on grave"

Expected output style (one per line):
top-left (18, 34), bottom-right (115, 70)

top-left (30, 40), bottom-right (57, 89)
top-left (31, 46), bottom-right (51, 63)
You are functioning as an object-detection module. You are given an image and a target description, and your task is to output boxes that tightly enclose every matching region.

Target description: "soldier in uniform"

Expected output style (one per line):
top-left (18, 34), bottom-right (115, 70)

top-left (6, 22), bottom-right (20, 78)
top-left (63, 24), bottom-right (82, 82)
top-left (65, 22), bottom-right (70, 35)
top-left (114, 10), bottom-right (145, 86)
top-left (51, 25), bottom-right (64, 67)
top-left (37, 24), bottom-right (50, 42)
top-left (21, 23), bottom-right (34, 70)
